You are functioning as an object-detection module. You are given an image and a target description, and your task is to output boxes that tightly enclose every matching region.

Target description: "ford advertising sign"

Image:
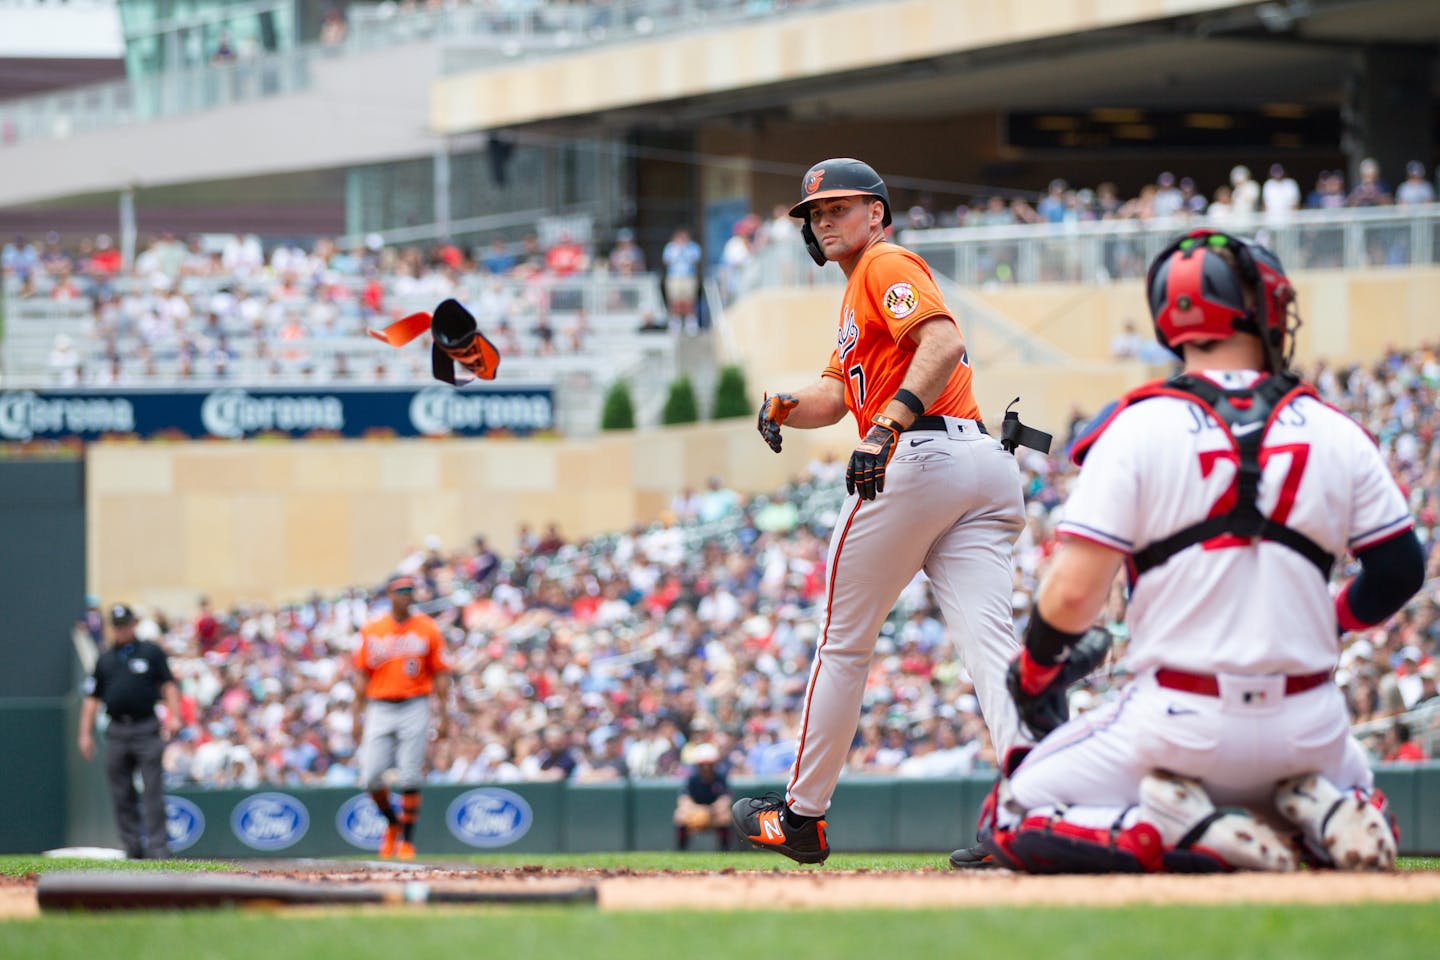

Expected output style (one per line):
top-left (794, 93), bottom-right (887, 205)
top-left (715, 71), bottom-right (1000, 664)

top-left (445, 788), bottom-right (533, 848)
top-left (231, 792), bottom-right (310, 851)
top-left (164, 796), bottom-right (206, 853)
top-left (335, 793), bottom-right (391, 851)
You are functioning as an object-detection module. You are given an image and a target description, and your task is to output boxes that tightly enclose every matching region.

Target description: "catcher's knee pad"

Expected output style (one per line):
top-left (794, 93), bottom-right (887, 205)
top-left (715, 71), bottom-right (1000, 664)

top-left (1274, 774), bottom-right (1397, 870)
top-left (1003, 815), bottom-right (1165, 874)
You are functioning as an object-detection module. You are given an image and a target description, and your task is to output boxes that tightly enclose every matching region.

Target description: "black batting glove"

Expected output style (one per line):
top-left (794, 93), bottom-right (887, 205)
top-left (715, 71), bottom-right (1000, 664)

top-left (757, 392), bottom-right (799, 453)
top-left (845, 416), bottom-right (901, 500)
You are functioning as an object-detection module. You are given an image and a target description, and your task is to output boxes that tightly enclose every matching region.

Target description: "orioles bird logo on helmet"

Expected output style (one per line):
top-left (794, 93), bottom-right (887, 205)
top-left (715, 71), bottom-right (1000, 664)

top-left (805, 169), bottom-right (826, 195)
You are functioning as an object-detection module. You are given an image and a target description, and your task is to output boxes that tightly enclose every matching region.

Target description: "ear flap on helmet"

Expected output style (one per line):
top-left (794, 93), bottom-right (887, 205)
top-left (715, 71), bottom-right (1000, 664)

top-left (800, 220), bottom-right (827, 266)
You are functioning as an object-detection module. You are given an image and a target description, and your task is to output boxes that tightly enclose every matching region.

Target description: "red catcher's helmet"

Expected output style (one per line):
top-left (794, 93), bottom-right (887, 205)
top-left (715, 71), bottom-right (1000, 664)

top-left (1145, 229), bottom-right (1299, 371)
top-left (789, 158), bottom-right (892, 226)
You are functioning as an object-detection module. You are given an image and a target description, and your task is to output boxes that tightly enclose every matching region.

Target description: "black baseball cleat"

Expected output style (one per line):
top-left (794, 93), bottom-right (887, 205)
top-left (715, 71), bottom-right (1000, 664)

top-left (948, 843), bottom-right (997, 870)
top-left (731, 795), bottom-right (830, 864)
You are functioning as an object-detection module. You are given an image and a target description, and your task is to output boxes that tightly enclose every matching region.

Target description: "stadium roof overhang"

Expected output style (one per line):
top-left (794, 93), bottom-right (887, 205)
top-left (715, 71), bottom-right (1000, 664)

top-left (466, 0), bottom-right (1439, 133)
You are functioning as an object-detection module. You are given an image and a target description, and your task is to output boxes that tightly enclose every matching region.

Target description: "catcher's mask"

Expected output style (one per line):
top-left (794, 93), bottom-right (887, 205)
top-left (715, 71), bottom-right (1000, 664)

top-left (1145, 229), bottom-right (1299, 373)
top-left (789, 157), bottom-right (892, 266)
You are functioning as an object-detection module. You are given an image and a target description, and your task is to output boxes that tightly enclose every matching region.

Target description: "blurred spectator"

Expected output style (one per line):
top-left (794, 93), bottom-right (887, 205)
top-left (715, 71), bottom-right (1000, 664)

top-left (1395, 161), bottom-right (1435, 207)
top-left (1037, 179), bottom-right (1069, 223)
top-left (544, 232), bottom-right (588, 277)
top-left (1151, 172), bottom-right (1184, 219)
top-left (320, 4), bottom-right (349, 47)
top-left (1109, 319), bottom-right (1147, 360)
top-left (1229, 164), bottom-right (1260, 219)
top-left (661, 227), bottom-right (702, 331)
top-left (1382, 720), bottom-right (1425, 762)
top-left (480, 236), bottom-right (517, 276)
top-left (608, 228), bottom-right (645, 276)
top-left (1348, 157), bottom-right (1393, 207)
top-left (1178, 177), bottom-right (1207, 216)
top-left (1305, 170), bottom-right (1347, 210)
top-left (672, 743), bottom-right (731, 851)
top-left (1262, 163), bottom-right (1301, 222)
top-left (1206, 185), bottom-right (1234, 224)
top-left (48, 333), bottom-right (81, 385)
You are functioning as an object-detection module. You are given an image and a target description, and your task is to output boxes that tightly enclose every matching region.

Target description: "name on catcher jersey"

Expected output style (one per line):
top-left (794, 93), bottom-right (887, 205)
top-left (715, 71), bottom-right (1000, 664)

top-left (822, 243), bottom-right (982, 434)
top-left (1059, 370), bottom-right (1412, 676)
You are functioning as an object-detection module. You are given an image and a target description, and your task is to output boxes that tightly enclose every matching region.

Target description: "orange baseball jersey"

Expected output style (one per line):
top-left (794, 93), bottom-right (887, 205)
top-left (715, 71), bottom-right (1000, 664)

top-left (353, 612), bottom-right (449, 700)
top-left (821, 243), bottom-right (981, 435)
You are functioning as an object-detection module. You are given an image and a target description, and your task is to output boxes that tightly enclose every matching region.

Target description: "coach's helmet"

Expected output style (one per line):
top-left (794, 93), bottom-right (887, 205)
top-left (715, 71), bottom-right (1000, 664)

top-left (1145, 229), bottom-right (1300, 373)
top-left (789, 158), bottom-right (892, 266)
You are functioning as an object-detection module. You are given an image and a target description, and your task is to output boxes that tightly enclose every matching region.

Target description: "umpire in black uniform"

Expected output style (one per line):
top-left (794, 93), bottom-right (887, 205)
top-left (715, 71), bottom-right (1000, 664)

top-left (77, 604), bottom-right (182, 859)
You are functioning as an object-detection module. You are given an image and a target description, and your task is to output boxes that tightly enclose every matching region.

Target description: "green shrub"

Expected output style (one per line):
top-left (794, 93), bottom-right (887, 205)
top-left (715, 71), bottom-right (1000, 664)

top-left (601, 379), bottom-right (635, 430)
top-left (711, 364), bottom-right (751, 420)
top-left (661, 375), bottom-right (700, 425)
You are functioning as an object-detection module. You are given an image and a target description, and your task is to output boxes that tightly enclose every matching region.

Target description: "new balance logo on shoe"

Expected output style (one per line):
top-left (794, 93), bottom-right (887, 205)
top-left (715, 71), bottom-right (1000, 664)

top-left (732, 796), bottom-right (831, 864)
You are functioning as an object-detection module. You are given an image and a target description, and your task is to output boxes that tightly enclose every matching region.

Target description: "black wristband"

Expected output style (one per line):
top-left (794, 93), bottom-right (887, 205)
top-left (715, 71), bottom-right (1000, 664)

top-left (1022, 607), bottom-right (1088, 666)
top-left (893, 388), bottom-right (925, 418)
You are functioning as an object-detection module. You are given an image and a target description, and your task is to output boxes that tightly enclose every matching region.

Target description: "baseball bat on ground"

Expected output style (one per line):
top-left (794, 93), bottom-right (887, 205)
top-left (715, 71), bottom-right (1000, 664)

top-left (37, 872), bottom-right (597, 912)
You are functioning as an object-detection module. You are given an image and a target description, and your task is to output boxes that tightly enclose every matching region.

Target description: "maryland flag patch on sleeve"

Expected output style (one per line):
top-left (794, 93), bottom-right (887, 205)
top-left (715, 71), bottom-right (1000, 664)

top-left (882, 281), bottom-right (919, 320)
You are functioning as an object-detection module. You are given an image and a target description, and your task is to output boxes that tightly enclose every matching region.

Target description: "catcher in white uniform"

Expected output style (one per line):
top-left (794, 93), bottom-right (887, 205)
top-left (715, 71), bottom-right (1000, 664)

top-left (982, 229), bottom-right (1425, 873)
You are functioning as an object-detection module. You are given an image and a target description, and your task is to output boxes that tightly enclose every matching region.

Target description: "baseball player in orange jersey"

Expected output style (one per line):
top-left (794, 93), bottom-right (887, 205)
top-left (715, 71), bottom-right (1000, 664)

top-left (353, 576), bottom-right (451, 860)
top-left (733, 158), bottom-right (1029, 864)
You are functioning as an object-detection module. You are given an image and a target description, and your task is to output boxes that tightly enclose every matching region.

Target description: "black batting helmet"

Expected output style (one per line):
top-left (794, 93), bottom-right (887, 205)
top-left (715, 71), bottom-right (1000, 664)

top-left (789, 158), bottom-right (892, 226)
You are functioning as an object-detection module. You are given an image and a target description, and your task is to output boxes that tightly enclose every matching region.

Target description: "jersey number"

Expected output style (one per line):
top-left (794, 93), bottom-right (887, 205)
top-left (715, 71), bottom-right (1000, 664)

top-left (848, 364), bottom-right (867, 406)
top-left (1197, 442), bottom-right (1310, 549)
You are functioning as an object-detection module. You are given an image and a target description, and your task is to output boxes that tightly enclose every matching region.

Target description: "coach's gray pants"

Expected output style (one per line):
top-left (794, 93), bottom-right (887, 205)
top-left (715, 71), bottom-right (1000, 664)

top-left (360, 697), bottom-right (430, 791)
top-left (104, 716), bottom-right (171, 859)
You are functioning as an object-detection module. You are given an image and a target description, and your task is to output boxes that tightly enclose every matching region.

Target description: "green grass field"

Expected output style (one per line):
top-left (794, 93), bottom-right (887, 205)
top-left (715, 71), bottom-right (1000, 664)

top-left (3, 853), bottom-right (1439, 959)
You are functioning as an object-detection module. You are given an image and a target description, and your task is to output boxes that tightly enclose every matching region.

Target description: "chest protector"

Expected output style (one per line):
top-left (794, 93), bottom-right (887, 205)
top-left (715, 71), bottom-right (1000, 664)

top-left (1070, 372), bottom-right (1334, 581)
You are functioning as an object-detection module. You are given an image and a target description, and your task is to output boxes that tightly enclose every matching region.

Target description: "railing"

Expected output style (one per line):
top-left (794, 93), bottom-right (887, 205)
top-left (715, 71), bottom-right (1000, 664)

top-left (349, 0), bottom-right (888, 75)
top-left (0, 0), bottom-right (886, 149)
top-left (735, 235), bottom-right (1067, 365)
top-left (899, 203), bottom-right (1440, 287)
top-left (1352, 699), bottom-right (1440, 763)
top-left (0, 46), bottom-right (313, 148)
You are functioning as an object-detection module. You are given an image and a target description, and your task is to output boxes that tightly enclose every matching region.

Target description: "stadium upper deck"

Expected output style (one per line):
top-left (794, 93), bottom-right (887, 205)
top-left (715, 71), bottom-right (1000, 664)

top-left (4, 0), bottom-right (1437, 252)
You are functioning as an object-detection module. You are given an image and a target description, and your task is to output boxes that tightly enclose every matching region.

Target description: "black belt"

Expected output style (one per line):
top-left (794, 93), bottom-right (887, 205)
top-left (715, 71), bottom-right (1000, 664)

top-left (906, 415), bottom-right (988, 435)
top-left (108, 714), bottom-right (157, 724)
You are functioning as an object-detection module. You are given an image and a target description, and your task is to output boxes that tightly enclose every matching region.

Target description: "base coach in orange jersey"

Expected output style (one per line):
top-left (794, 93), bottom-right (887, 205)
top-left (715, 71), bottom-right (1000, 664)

top-left (352, 576), bottom-right (451, 860)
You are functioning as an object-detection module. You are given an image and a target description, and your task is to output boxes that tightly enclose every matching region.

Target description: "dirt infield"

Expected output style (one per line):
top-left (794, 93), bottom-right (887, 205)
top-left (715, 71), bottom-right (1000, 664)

top-left (5, 862), bottom-right (1440, 917)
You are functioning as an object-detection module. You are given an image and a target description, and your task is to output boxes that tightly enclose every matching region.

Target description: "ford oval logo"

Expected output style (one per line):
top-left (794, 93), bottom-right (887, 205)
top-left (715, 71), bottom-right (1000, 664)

top-left (164, 797), bottom-right (205, 853)
top-left (336, 793), bottom-right (391, 850)
top-left (445, 788), bottom-right (532, 848)
top-left (230, 792), bottom-right (310, 851)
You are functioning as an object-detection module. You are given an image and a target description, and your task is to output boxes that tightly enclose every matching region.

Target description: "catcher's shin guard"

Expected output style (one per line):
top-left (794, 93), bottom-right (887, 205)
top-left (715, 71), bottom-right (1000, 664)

top-left (1004, 814), bottom-right (1164, 874)
top-left (1141, 772), bottom-right (1296, 872)
top-left (1273, 774), bottom-right (1397, 870)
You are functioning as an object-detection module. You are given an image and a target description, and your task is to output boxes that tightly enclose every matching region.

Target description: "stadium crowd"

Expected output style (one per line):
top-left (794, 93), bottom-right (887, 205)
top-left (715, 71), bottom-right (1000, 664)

top-left (7, 156), bottom-right (1437, 387)
top-left (3, 226), bottom-right (681, 387)
top-left (64, 343), bottom-right (1436, 791)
